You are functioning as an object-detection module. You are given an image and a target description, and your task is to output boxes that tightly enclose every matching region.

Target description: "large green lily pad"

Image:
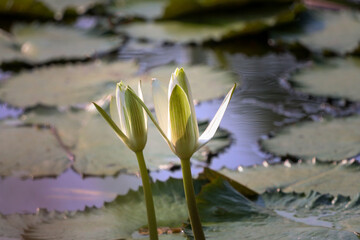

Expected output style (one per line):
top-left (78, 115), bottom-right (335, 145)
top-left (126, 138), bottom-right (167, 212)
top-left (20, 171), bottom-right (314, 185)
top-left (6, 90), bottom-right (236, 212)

top-left (0, 123), bottom-right (70, 178)
top-left (0, 23), bottom-right (123, 64)
top-left (0, 0), bottom-right (53, 19)
top-left (21, 178), bottom-right (197, 240)
top-left (290, 57), bottom-right (360, 102)
top-left (22, 106), bottom-right (232, 176)
top-left (197, 179), bottom-right (359, 239)
top-left (260, 115), bottom-right (360, 161)
top-left (214, 160), bottom-right (360, 196)
top-left (0, 61), bottom-right (138, 108)
top-left (108, 0), bottom-right (295, 20)
top-left (272, 9), bottom-right (360, 55)
top-left (118, 2), bottom-right (303, 43)
top-left (2, 176), bottom-right (359, 239)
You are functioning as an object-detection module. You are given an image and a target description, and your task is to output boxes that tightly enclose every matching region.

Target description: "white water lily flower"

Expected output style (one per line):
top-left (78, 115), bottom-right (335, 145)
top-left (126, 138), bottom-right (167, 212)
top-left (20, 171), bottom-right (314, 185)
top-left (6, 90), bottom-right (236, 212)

top-left (132, 67), bottom-right (236, 160)
top-left (93, 81), bottom-right (147, 152)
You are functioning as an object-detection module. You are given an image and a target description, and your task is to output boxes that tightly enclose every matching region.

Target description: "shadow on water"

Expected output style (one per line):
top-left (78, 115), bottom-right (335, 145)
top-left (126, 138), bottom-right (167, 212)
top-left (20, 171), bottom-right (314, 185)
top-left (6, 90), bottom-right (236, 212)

top-left (0, 41), bottom-right (340, 214)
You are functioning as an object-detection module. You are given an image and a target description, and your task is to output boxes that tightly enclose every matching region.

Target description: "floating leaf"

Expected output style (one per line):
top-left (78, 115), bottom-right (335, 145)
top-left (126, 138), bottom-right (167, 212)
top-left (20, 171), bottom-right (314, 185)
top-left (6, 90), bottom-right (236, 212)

top-left (196, 178), bottom-right (359, 239)
top-left (0, 210), bottom-right (66, 240)
top-left (0, 0), bottom-right (53, 19)
top-left (0, 123), bottom-right (70, 178)
top-left (290, 57), bottom-right (360, 102)
top-left (3, 176), bottom-right (359, 239)
top-left (260, 115), bottom-right (360, 161)
top-left (22, 178), bottom-right (198, 240)
top-left (108, 0), bottom-right (296, 20)
top-left (118, 2), bottom-right (303, 43)
top-left (41, 0), bottom-right (105, 16)
top-left (0, 61), bottom-right (138, 108)
top-left (272, 9), bottom-right (360, 55)
top-left (215, 160), bottom-right (360, 196)
top-left (0, 23), bottom-right (123, 64)
top-left (0, 0), bottom-right (106, 19)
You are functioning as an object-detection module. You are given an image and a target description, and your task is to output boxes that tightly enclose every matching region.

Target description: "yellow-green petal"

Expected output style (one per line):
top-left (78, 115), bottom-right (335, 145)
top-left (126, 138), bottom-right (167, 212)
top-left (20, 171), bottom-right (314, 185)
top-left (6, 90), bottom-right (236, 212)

top-left (197, 83), bottom-right (236, 150)
top-left (123, 87), bottom-right (147, 152)
top-left (169, 85), bottom-right (197, 159)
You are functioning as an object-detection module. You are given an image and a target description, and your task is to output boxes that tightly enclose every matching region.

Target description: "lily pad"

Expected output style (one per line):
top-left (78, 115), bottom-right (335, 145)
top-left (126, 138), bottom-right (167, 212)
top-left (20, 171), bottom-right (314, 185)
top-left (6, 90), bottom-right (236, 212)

top-left (109, 0), bottom-right (296, 20)
top-left (0, 123), bottom-right (70, 178)
top-left (272, 9), bottom-right (360, 55)
top-left (0, 23), bottom-right (123, 64)
top-left (118, 2), bottom-right (303, 43)
top-left (0, 210), bottom-right (66, 240)
top-left (0, 0), bottom-right (53, 19)
top-left (22, 106), bottom-right (232, 176)
top-left (22, 178), bottom-right (197, 240)
top-left (2, 176), bottom-right (360, 239)
top-left (197, 179), bottom-right (360, 239)
top-left (260, 115), bottom-right (360, 161)
top-left (290, 57), bottom-right (360, 102)
top-left (0, 61), bottom-right (138, 108)
top-left (41, 0), bottom-right (105, 16)
top-left (214, 160), bottom-right (360, 196)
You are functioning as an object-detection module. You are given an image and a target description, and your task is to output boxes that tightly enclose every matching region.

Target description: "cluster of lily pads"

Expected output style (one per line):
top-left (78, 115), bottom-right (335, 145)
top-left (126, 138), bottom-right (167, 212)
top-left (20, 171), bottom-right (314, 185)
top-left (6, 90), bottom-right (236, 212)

top-left (1, 0), bottom-right (360, 239)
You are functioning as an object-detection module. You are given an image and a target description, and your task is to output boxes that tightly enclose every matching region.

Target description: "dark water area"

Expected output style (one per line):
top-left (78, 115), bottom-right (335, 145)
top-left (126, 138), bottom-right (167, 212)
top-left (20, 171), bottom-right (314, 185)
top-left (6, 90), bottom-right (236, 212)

top-left (0, 40), bottom-right (355, 214)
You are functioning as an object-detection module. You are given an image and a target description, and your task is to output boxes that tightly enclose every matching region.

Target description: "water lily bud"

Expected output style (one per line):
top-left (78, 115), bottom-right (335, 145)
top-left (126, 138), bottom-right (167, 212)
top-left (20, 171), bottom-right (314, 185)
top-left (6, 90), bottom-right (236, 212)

top-left (93, 81), bottom-right (147, 153)
top-left (122, 84), bottom-right (147, 152)
top-left (169, 85), bottom-right (198, 160)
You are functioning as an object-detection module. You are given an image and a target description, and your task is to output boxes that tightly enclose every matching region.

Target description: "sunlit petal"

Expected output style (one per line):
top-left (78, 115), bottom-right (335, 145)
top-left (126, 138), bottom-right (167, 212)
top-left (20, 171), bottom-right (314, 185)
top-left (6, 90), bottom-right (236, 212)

top-left (168, 68), bottom-right (199, 141)
top-left (197, 83), bottom-right (236, 150)
top-left (152, 78), bottom-right (168, 135)
top-left (124, 87), bottom-right (147, 152)
top-left (110, 96), bottom-right (120, 127)
top-left (92, 102), bottom-right (131, 148)
top-left (138, 81), bottom-right (147, 130)
top-left (169, 85), bottom-right (197, 159)
top-left (127, 85), bottom-right (175, 152)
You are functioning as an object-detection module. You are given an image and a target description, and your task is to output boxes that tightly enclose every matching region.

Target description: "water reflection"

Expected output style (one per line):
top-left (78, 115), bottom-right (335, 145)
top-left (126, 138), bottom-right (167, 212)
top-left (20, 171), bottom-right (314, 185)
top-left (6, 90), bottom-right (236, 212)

top-left (0, 169), bottom-right (141, 214)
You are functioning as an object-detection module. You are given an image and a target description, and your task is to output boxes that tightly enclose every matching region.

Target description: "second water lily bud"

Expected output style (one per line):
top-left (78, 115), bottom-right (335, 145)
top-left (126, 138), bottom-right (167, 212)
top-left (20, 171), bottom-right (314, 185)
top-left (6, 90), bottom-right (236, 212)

top-left (93, 81), bottom-right (147, 153)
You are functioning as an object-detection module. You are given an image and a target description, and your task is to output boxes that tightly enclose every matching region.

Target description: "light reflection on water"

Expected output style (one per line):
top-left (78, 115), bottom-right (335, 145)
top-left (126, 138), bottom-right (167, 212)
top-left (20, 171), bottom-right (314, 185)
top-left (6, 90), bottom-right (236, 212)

top-left (0, 169), bottom-right (141, 214)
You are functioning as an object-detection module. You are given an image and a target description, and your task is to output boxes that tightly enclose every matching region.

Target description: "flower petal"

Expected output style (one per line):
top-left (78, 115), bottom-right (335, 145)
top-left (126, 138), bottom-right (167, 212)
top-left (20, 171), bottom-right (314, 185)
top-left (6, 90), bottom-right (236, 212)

top-left (109, 96), bottom-right (120, 127)
top-left (127, 85), bottom-right (175, 152)
top-left (116, 82), bottom-right (131, 137)
top-left (169, 84), bottom-right (198, 159)
top-left (124, 86), bottom-right (147, 151)
top-left (138, 81), bottom-right (147, 130)
top-left (92, 102), bottom-right (131, 148)
top-left (169, 68), bottom-right (199, 140)
top-left (197, 83), bottom-right (236, 150)
top-left (152, 78), bottom-right (168, 134)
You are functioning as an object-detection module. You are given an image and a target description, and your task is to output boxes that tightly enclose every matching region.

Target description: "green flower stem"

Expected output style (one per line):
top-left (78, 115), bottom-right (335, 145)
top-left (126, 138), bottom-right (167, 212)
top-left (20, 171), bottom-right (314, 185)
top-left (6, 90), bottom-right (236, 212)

top-left (181, 159), bottom-right (206, 240)
top-left (135, 151), bottom-right (159, 240)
